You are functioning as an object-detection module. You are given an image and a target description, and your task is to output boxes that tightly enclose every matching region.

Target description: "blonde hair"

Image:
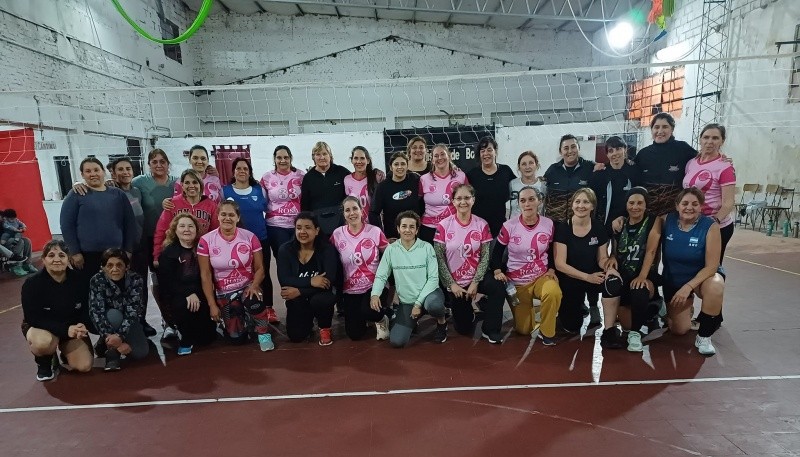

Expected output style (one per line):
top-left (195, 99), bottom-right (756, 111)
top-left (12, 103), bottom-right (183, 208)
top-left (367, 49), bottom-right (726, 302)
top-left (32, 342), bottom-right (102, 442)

top-left (312, 141), bottom-right (332, 157)
top-left (163, 213), bottom-right (201, 247)
top-left (430, 143), bottom-right (458, 179)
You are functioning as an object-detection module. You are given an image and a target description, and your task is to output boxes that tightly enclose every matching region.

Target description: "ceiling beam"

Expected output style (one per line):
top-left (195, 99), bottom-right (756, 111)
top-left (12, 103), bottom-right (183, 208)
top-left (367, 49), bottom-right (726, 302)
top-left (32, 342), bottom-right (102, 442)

top-left (256, 0), bottom-right (614, 21)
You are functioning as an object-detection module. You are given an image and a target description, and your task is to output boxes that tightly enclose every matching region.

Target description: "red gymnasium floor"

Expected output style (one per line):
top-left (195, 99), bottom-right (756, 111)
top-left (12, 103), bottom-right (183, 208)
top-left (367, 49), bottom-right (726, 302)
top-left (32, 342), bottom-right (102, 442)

top-left (1, 230), bottom-right (799, 456)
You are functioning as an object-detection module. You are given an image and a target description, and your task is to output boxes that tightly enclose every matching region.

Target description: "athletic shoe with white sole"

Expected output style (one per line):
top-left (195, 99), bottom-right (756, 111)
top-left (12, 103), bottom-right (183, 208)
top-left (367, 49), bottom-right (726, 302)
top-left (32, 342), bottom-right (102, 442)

top-left (375, 316), bottom-right (390, 341)
top-left (258, 333), bottom-right (275, 352)
top-left (627, 331), bottom-right (643, 352)
top-left (695, 335), bottom-right (716, 356)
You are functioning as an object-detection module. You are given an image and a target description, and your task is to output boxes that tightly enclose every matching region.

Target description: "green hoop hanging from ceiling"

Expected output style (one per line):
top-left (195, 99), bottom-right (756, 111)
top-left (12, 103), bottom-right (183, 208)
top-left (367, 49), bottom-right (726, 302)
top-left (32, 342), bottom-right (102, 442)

top-left (111, 0), bottom-right (214, 45)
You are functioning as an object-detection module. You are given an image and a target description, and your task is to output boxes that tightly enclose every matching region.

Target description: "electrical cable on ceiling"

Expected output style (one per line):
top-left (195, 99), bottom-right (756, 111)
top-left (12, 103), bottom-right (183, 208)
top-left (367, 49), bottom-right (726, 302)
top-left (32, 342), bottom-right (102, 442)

top-left (111, 0), bottom-right (213, 44)
top-left (566, 0), bottom-right (659, 59)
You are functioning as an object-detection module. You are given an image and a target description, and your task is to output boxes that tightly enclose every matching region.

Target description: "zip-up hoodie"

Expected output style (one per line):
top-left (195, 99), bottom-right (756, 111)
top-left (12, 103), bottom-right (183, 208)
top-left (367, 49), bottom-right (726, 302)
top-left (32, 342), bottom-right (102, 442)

top-left (153, 194), bottom-right (218, 259)
top-left (371, 238), bottom-right (439, 306)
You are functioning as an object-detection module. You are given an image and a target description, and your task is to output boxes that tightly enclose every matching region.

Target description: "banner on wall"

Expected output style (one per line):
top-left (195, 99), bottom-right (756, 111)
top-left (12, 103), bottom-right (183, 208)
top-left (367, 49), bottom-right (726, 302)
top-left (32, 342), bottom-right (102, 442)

top-left (382, 125), bottom-right (496, 173)
top-left (0, 128), bottom-right (52, 250)
top-left (212, 144), bottom-right (251, 184)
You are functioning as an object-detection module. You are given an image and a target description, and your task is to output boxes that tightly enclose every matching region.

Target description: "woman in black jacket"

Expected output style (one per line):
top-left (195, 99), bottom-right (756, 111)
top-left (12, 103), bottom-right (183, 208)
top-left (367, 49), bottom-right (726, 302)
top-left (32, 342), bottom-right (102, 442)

top-left (157, 213), bottom-right (217, 356)
top-left (277, 211), bottom-right (340, 346)
top-left (21, 240), bottom-right (93, 381)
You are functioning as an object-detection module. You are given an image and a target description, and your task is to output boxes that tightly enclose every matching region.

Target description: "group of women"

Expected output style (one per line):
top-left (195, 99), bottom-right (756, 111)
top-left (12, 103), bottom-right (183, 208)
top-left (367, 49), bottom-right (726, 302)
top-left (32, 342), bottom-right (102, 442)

top-left (20, 114), bottom-right (731, 381)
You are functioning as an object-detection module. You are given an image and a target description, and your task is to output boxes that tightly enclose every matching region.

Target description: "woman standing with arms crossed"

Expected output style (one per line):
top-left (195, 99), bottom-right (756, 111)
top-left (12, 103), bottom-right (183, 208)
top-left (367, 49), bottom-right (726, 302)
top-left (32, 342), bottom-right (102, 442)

top-left (223, 158), bottom-right (278, 324)
top-left (493, 187), bottom-right (562, 345)
top-left (331, 197), bottom-right (390, 341)
top-left (434, 184), bottom-right (505, 343)
top-left (418, 144), bottom-right (468, 243)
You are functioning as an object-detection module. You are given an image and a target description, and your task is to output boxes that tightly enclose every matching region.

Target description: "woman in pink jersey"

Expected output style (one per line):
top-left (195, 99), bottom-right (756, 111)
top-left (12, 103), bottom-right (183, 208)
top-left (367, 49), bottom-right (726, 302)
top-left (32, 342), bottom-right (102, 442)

top-left (434, 184), bottom-right (506, 344)
top-left (345, 146), bottom-right (379, 225)
top-left (197, 201), bottom-right (274, 351)
top-left (331, 197), bottom-right (390, 341)
top-left (277, 212), bottom-right (340, 346)
top-left (683, 123), bottom-right (736, 262)
top-left (172, 145), bottom-right (222, 203)
top-left (261, 145), bottom-right (305, 261)
top-left (419, 143), bottom-right (468, 243)
top-left (153, 169), bottom-right (219, 262)
top-left (493, 186), bottom-right (562, 345)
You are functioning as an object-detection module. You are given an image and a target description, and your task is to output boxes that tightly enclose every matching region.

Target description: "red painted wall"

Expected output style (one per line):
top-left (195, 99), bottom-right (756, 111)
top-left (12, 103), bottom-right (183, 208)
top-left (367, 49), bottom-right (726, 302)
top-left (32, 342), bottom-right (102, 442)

top-left (0, 128), bottom-right (52, 250)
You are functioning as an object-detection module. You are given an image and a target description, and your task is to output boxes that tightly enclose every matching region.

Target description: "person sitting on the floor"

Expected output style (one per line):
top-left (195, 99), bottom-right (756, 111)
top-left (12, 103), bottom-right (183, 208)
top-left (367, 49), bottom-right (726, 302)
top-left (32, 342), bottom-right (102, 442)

top-left (21, 240), bottom-right (93, 381)
top-left (89, 249), bottom-right (150, 371)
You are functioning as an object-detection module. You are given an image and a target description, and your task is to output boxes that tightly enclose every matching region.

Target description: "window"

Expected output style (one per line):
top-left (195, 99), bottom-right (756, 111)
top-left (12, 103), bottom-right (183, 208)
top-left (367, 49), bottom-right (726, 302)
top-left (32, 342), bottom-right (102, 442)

top-left (790, 24), bottom-right (800, 103)
top-left (53, 156), bottom-right (72, 199)
top-left (125, 138), bottom-right (144, 176)
top-left (626, 67), bottom-right (685, 126)
top-left (161, 18), bottom-right (182, 64)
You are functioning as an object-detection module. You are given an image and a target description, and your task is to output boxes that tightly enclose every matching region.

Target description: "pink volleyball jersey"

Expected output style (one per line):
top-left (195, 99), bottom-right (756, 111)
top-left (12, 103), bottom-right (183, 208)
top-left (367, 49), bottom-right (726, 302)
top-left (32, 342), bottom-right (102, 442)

top-left (173, 174), bottom-right (222, 203)
top-left (260, 169), bottom-right (305, 229)
top-left (683, 156), bottom-right (736, 228)
top-left (331, 224), bottom-right (388, 294)
top-left (344, 174), bottom-right (370, 224)
top-left (433, 214), bottom-right (492, 287)
top-left (197, 228), bottom-right (262, 294)
top-left (497, 215), bottom-right (555, 286)
top-left (419, 170), bottom-right (468, 228)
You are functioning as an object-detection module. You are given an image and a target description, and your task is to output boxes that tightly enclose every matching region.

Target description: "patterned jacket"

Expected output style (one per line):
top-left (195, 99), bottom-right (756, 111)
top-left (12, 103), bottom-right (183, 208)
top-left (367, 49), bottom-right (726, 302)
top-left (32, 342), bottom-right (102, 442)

top-left (89, 271), bottom-right (144, 338)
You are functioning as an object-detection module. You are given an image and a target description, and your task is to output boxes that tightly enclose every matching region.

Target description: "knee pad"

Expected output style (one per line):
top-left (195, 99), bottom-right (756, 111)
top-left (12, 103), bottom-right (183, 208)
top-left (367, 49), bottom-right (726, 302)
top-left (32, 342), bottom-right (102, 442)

top-left (696, 311), bottom-right (723, 337)
top-left (602, 275), bottom-right (624, 298)
top-left (242, 295), bottom-right (267, 315)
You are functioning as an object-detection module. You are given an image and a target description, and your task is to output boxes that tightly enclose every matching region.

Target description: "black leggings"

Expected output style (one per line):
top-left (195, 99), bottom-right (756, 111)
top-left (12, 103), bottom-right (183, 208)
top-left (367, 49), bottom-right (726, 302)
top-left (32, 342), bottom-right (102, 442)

top-left (171, 297), bottom-right (217, 347)
top-left (602, 275), bottom-right (658, 332)
top-left (720, 223), bottom-right (734, 264)
top-left (557, 274), bottom-right (602, 332)
top-left (448, 275), bottom-right (505, 336)
top-left (258, 238), bottom-right (274, 306)
top-left (285, 291), bottom-right (337, 342)
top-left (341, 290), bottom-right (390, 341)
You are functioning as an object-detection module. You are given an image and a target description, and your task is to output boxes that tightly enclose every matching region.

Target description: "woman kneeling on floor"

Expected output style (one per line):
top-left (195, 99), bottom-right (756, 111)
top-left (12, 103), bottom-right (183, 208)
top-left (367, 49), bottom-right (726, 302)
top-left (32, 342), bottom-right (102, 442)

top-left (277, 211), bottom-right (340, 346)
top-left (371, 211), bottom-right (446, 347)
top-left (638, 187), bottom-right (725, 356)
top-left (21, 240), bottom-right (93, 381)
top-left (600, 187), bottom-right (662, 352)
top-left (89, 249), bottom-right (150, 371)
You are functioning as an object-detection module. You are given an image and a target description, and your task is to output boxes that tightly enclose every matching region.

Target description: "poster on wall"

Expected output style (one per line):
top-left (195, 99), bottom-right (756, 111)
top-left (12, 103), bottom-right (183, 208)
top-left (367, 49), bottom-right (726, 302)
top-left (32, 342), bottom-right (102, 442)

top-left (383, 125), bottom-right (496, 173)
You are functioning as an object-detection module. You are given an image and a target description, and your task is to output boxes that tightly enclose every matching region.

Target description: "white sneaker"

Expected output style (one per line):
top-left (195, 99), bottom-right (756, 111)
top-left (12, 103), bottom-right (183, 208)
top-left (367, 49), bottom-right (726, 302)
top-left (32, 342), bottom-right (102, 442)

top-left (627, 331), bottom-right (643, 352)
top-left (375, 316), bottom-right (390, 341)
top-left (695, 335), bottom-right (716, 356)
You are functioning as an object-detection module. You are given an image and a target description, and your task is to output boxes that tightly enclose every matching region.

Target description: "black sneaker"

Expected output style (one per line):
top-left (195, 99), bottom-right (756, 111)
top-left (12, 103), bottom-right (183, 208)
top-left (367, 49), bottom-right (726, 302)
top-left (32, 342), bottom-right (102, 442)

top-left (600, 327), bottom-right (625, 349)
top-left (142, 321), bottom-right (158, 337)
top-left (433, 322), bottom-right (448, 343)
top-left (94, 338), bottom-right (107, 359)
top-left (481, 331), bottom-right (503, 344)
top-left (104, 349), bottom-right (121, 371)
top-left (35, 355), bottom-right (57, 382)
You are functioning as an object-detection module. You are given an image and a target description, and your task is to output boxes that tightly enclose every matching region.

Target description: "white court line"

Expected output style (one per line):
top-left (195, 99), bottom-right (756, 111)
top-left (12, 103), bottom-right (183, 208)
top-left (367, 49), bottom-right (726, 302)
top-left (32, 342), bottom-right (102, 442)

top-left (3, 374), bottom-right (800, 414)
top-left (726, 256), bottom-right (800, 276)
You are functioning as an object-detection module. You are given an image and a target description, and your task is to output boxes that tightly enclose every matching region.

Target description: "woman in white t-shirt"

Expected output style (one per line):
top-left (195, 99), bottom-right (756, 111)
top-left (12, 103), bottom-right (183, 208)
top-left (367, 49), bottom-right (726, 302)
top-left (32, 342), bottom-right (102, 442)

top-left (509, 150), bottom-right (546, 217)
